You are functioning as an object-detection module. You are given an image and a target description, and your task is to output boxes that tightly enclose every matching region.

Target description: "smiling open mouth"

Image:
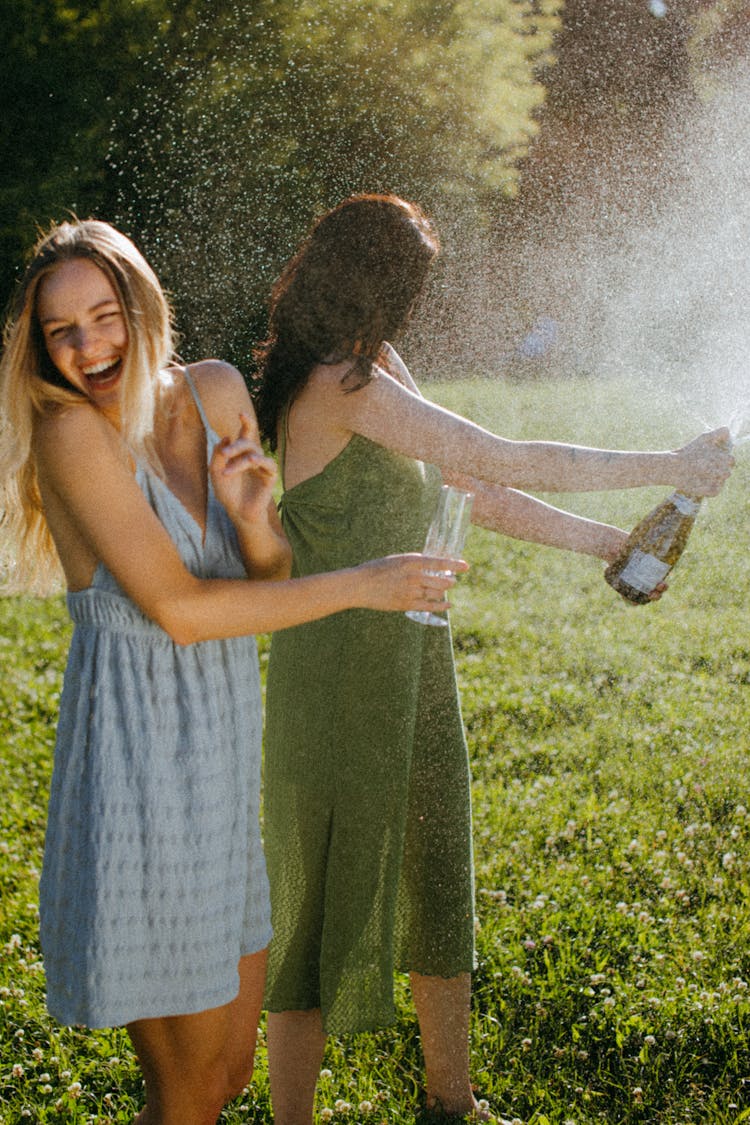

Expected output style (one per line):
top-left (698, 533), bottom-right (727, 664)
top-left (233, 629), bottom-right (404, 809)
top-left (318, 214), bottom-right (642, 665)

top-left (83, 359), bottom-right (122, 388)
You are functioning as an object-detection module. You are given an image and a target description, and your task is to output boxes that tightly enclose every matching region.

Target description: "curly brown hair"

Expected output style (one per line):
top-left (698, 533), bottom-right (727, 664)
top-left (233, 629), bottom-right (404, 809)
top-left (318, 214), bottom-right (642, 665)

top-left (253, 194), bottom-right (439, 449)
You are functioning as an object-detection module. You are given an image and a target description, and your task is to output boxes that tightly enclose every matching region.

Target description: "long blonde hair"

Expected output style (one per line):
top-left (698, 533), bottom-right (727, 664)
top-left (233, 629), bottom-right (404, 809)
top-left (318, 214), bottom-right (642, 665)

top-left (0, 220), bottom-right (174, 593)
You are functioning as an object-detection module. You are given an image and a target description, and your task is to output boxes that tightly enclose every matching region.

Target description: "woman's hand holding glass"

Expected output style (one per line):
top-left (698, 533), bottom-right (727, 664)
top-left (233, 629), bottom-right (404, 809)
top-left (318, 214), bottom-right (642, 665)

top-left (353, 553), bottom-right (467, 614)
top-left (407, 485), bottom-right (474, 626)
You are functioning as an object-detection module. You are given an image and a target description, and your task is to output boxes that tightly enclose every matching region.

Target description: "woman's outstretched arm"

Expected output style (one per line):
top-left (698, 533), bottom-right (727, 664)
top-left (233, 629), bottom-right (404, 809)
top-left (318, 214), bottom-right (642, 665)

top-left (446, 472), bottom-right (628, 561)
top-left (333, 361), bottom-right (733, 497)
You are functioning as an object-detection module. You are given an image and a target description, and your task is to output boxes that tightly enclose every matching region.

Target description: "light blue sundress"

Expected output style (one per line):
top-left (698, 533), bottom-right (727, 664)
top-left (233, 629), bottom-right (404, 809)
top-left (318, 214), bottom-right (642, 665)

top-left (39, 370), bottom-right (272, 1029)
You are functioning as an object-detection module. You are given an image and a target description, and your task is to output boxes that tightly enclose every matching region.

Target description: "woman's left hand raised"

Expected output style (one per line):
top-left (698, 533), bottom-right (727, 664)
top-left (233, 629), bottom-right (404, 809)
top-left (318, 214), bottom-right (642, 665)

top-left (210, 412), bottom-right (278, 527)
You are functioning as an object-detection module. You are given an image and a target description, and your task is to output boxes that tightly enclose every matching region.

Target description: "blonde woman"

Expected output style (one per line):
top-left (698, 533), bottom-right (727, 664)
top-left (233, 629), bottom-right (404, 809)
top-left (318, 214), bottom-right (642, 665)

top-left (0, 219), bottom-right (461, 1125)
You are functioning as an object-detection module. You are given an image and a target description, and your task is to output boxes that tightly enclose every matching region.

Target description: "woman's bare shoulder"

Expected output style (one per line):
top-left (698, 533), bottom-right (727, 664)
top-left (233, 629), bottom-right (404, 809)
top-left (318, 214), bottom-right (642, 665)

top-left (35, 400), bottom-right (119, 460)
top-left (180, 359), bottom-right (255, 436)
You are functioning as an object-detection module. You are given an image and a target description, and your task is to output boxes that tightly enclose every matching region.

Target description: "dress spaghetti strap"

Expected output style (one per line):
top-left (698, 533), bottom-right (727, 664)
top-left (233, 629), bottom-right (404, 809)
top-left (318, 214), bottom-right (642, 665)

top-left (182, 365), bottom-right (213, 434)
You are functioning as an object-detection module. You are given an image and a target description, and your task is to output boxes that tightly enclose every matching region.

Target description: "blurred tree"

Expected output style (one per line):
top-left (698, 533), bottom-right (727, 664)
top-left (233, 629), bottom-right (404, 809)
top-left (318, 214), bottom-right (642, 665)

top-left (688, 0), bottom-right (750, 93)
top-left (505, 0), bottom-right (750, 224)
top-left (109, 0), bottom-right (563, 363)
top-left (0, 0), bottom-right (171, 307)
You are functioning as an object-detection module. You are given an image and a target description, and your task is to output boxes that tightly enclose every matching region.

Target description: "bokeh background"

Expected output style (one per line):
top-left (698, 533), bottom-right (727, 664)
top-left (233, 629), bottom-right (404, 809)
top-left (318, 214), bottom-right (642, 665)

top-left (3, 0), bottom-right (749, 392)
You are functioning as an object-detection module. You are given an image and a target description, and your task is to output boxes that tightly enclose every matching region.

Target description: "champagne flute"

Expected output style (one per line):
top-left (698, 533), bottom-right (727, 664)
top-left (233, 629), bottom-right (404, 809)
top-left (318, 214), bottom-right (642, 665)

top-left (406, 484), bottom-right (473, 627)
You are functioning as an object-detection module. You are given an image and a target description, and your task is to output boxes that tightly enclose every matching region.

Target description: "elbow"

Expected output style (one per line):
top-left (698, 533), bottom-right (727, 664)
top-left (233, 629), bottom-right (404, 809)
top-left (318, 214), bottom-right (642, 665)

top-left (149, 589), bottom-right (205, 647)
top-left (155, 605), bottom-right (202, 647)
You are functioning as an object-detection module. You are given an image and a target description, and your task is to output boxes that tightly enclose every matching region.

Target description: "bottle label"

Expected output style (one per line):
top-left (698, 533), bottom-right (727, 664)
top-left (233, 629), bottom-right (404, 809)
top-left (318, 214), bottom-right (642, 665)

top-left (671, 493), bottom-right (700, 516)
top-left (618, 550), bottom-right (671, 594)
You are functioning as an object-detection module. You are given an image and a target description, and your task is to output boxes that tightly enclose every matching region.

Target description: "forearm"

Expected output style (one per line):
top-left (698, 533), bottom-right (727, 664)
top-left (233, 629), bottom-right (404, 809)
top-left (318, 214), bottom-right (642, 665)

top-left (440, 414), bottom-right (680, 493)
top-left (470, 480), bottom-right (628, 561)
top-left (234, 522), bottom-right (292, 580)
top-left (492, 440), bottom-right (680, 493)
top-left (155, 567), bottom-right (362, 645)
top-left (349, 374), bottom-right (689, 494)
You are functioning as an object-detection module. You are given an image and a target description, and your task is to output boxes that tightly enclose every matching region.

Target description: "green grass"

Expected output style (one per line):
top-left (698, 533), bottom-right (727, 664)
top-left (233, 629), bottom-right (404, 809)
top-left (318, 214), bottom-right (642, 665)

top-left (2, 376), bottom-right (750, 1123)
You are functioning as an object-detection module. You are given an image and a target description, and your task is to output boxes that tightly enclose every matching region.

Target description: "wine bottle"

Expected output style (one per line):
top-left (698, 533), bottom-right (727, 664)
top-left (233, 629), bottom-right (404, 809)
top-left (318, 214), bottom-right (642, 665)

top-left (604, 492), bottom-right (702, 605)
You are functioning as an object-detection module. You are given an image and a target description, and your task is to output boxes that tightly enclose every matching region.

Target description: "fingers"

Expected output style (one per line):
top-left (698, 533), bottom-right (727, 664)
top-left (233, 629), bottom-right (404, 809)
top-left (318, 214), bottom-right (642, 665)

top-left (212, 434), bottom-right (277, 480)
top-left (420, 554), bottom-right (470, 574)
top-left (680, 429), bottom-right (735, 494)
top-left (705, 426), bottom-right (732, 446)
top-left (238, 410), bottom-right (261, 440)
top-left (397, 553), bottom-right (468, 611)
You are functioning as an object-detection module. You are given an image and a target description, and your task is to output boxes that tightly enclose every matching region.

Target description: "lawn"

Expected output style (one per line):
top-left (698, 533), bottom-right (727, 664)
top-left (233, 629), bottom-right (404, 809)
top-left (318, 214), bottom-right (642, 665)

top-left (1, 376), bottom-right (749, 1123)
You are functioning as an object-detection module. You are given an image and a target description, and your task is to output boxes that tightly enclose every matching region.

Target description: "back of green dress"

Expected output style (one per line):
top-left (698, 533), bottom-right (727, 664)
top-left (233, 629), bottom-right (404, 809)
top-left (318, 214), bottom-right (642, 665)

top-left (263, 429), bottom-right (475, 1034)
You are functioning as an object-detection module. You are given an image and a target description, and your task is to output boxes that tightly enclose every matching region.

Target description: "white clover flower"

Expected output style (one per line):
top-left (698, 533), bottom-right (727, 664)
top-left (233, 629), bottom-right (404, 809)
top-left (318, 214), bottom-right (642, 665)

top-left (320, 1068), bottom-right (333, 1079)
top-left (320, 1110), bottom-right (334, 1121)
top-left (67, 1082), bottom-right (82, 1097)
top-left (31, 1048), bottom-right (43, 1062)
top-left (358, 1100), bottom-right (373, 1113)
top-left (40, 1085), bottom-right (53, 1094)
top-left (523, 938), bottom-right (536, 951)
top-left (334, 1099), bottom-right (351, 1112)
top-left (11, 1063), bottom-right (25, 1078)
top-left (722, 852), bottom-right (736, 870)
top-left (40, 1073), bottom-right (51, 1082)
top-left (644, 1035), bottom-right (656, 1046)
top-left (603, 996), bottom-right (616, 1008)
top-left (521, 1037), bottom-right (532, 1050)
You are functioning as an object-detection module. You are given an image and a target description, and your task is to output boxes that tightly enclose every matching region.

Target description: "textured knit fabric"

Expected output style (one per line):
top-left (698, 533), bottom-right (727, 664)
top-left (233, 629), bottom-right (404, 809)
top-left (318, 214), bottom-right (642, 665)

top-left (39, 371), bottom-right (271, 1029)
top-left (263, 429), bottom-right (475, 1034)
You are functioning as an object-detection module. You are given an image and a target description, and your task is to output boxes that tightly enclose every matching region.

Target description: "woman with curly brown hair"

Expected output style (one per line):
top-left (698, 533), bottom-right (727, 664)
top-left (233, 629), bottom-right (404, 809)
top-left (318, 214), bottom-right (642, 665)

top-left (253, 193), bottom-right (731, 1124)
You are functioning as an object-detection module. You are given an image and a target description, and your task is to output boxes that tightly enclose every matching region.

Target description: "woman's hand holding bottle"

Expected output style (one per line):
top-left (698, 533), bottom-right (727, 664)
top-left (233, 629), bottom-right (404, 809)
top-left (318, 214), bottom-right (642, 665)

top-left (673, 427), bottom-right (734, 496)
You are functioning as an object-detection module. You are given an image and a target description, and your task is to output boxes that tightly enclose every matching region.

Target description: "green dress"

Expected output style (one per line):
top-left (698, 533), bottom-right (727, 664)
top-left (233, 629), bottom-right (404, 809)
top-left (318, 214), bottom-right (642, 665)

top-left (263, 427), bottom-right (475, 1034)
